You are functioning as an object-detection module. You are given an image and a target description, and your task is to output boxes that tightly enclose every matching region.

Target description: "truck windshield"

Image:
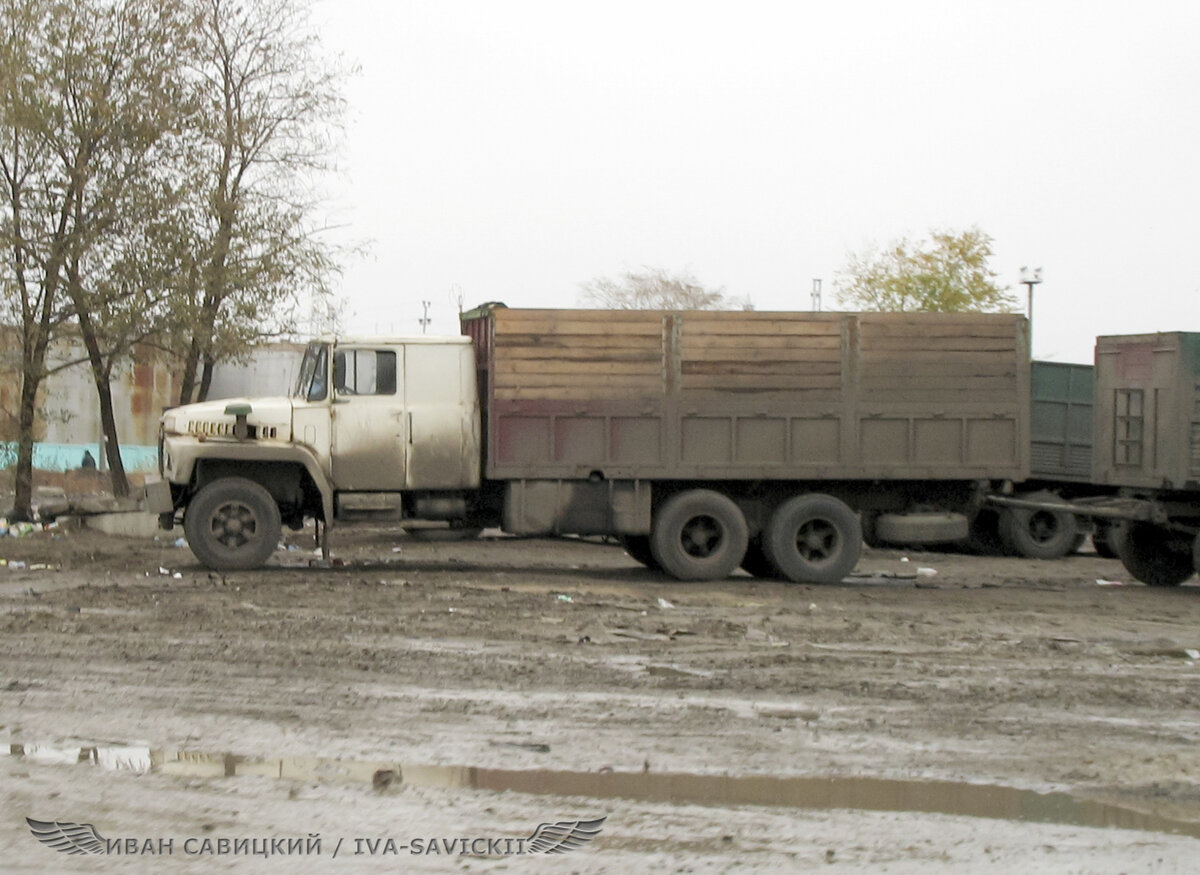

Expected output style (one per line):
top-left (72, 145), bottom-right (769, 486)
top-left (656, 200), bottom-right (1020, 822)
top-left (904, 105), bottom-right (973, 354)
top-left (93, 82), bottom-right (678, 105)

top-left (293, 342), bottom-right (329, 401)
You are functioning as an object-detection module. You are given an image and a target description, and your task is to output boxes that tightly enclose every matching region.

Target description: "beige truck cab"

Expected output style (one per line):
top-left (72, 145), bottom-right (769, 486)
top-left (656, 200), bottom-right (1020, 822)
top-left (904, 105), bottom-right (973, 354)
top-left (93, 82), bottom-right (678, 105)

top-left (152, 336), bottom-right (481, 569)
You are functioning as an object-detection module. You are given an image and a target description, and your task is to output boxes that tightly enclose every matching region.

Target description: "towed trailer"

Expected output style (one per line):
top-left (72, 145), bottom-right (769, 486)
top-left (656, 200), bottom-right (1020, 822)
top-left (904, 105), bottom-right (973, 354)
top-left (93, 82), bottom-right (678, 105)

top-left (991, 332), bottom-right (1200, 585)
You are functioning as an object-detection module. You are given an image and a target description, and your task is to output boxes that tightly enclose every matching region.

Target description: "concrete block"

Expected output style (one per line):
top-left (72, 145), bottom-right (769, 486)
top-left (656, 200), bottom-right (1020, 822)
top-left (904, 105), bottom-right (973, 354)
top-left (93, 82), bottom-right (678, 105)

top-left (83, 511), bottom-right (162, 539)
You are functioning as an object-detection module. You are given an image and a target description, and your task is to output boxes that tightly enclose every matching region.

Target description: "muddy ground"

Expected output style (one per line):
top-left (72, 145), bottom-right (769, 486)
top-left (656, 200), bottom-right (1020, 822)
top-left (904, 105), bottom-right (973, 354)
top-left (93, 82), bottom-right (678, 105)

top-left (2, 520), bottom-right (1199, 872)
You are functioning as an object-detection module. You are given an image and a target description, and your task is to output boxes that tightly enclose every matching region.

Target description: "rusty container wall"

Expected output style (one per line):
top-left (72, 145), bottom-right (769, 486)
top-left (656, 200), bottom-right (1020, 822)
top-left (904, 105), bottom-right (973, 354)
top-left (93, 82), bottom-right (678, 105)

top-left (1029, 361), bottom-right (1093, 481)
top-left (1093, 332), bottom-right (1200, 491)
top-left (467, 308), bottom-right (1030, 483)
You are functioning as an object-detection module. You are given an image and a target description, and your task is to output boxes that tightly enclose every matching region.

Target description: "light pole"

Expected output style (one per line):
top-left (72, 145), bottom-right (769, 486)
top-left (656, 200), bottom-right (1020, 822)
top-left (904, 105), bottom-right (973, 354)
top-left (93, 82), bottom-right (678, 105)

top-left (1020, 266), bottom-right (1043, 349)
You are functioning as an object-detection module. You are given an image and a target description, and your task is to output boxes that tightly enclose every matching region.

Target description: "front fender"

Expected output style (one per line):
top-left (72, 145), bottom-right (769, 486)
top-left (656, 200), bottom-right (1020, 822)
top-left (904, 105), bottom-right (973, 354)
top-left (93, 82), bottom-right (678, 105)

top-left (163, 437), bottom-right (334, 525)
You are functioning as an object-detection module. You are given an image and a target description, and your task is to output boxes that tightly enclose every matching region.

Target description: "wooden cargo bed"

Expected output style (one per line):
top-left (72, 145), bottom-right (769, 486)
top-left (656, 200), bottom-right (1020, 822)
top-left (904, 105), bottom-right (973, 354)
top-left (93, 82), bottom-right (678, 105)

top-left (462, 307), bottom-right (1030, 482)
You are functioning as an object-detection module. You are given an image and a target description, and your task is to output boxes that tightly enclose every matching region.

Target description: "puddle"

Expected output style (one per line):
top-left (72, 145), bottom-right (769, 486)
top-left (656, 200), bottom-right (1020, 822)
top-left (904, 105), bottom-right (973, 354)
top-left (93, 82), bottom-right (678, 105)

top-left (5, 743), bottom-right (1200, 839)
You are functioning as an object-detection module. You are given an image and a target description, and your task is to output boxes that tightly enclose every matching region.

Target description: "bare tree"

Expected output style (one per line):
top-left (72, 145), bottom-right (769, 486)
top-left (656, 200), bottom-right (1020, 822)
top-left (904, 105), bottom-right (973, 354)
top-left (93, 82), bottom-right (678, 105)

top-left (579, 267), bottom-right (740, 310)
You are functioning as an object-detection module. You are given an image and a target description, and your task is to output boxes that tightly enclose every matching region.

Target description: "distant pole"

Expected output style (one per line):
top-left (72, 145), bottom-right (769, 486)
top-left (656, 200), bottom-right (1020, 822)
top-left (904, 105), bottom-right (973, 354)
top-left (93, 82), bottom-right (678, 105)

top-left (419, 300), bottom-right (431, 334)
top-left (811, 278), bottom-right (822, 312)
top-left (1019, 266), bottom-right (1043, 350)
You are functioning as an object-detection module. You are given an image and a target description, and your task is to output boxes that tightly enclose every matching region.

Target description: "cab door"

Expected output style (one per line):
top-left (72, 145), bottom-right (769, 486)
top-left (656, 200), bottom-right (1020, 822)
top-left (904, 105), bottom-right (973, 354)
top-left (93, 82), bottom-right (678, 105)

top-left (404, 341), bottom-right (481, 489)
top-left (329, 346), bottom-right (407, 490)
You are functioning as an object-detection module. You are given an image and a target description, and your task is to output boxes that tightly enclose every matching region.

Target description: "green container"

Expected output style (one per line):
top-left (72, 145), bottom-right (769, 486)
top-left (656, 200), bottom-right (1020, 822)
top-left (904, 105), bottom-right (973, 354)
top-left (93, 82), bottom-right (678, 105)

top-left (1030, 361), bottom-right (1093, 481)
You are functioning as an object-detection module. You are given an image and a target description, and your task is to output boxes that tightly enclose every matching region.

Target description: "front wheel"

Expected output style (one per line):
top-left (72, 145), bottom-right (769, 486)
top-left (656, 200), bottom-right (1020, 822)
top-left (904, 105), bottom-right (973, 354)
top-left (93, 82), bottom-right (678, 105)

top-left (1112, 522), bottom-right (1195, 587)
top-left (763, 493), bottom-right (861, 584)
top-left (184, 477), bottom-right (282, 571)
top-left (649, 490), bottom-right (748, 582)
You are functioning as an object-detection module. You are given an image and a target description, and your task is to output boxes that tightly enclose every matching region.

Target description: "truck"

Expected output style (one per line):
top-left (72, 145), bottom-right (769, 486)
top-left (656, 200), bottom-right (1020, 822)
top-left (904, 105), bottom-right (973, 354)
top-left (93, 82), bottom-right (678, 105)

top-left (991, 332), bottom-right (1200, 585)
top-left (151, 306), bottom-right (1036, 581)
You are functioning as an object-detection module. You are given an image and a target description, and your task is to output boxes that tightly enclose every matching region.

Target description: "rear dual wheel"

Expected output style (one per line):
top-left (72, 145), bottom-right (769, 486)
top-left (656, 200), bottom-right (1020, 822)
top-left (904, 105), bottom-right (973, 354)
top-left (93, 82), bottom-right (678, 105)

top-left (648, 490), bottom-right (862, 584)
top-left (649, 490), bottom-right (748, 581)
top-left (762, 494), bottom-right (861, 584)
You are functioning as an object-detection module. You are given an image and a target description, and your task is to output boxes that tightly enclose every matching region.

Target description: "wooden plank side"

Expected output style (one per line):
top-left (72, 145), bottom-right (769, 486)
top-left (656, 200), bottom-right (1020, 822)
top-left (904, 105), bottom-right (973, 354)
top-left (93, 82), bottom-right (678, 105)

top-left (493, 386), bottom-right (666, 401)
top-left (496, 334), bottom-right (664, 351)
top-left (859, 361), bottom-right (1019, 378)
top-left (493, 312), bottom-right (663, 336)
top-left (493, 372), bottom-right (663, 388)
top-left (679, 347), bottom-right (844, 363)
top-left (682, 361), bottom-right (843, 377)
top-left (681, 335), bottom-right (843, 352)
top-left (683, 321), bottom-right (844, 337)
top-left (858, 312), bottom-right (1023, 328)
top-left (498, 345), bottom-right (660, 359)
top-left (859, 324), bottom-right (1020, 340)
top-left (495, 360), bottom-right (663, 377)
top-left (493, 308), bottom-right (664, 323)
top-left (681, 374), bottom-right (844, 390)
top-left (860, 349), bottom-right (1017, 364)
top-left (859, 376), bottom-right (1017, 391)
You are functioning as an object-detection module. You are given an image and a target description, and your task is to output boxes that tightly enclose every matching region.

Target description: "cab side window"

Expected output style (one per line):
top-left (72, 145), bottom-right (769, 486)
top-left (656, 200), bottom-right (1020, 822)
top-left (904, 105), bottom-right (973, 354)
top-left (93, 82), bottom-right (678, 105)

top-left (334, 349), bottom-right (397, 396)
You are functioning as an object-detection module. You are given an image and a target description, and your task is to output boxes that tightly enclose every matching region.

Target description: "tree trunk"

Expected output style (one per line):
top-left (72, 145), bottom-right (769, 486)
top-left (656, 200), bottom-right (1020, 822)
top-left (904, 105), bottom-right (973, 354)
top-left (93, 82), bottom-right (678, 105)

top-left (10, 369), bottom-right (41, 522)
top-left (94, 370), bottom-right (129, 498)
top-left (70, 277), bottom-right (130, 498)
top-left (197, 353), bottom-right (216, 402)
top-left (177, 334), bottom-right (201, 406)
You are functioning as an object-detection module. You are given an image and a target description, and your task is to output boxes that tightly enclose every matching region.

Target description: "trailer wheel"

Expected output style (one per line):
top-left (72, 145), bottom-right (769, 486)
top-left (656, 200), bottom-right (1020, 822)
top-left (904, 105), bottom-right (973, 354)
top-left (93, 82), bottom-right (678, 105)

top-left (1092, 521), bottom-right (1118, 559)
top-left (649, 490), bottom-right (748, 581)
top-left (763, 494), bottom-right (861, 584)
top-left (998, 492), bottom-right (1078, 559)
top-left (619, 535), bottom-right (661, 571)
top-left (1112, 522), bottom-right (1195, 587)
top-left (184, 477), bottom-right (281, 571)
top-left (740, 537), bottom-right (781, 579)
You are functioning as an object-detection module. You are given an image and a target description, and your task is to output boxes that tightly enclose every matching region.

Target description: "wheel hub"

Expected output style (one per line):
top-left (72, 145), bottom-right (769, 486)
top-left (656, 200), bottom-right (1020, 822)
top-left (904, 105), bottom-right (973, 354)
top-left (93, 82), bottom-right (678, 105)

top-left (681, 515), bottom-right (722, 558)
top-left (795, 519), bottom-right (837, 562)
top-left (212, 502), bottom-right (258, 548)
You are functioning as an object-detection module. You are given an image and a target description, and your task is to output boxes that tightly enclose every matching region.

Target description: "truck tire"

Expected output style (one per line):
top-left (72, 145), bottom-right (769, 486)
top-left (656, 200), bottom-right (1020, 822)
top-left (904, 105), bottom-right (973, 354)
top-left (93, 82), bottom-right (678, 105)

top-left (1112, 522), bottom-right (1195, 587)
top-left (184, 477), bottom-right (282, 571)
top-left (763, 493), bottom-right (861, 584)
top-left (649, 490), bottom-right (748, 582)
top-left (1092, 521), bottom-right (1118, 559)
top-left (997, 492), bottom-right (1078, 559)
top-left (620, 535), bottom-right (661, 571)
top-left (740, 537), bottom-right (781, 579)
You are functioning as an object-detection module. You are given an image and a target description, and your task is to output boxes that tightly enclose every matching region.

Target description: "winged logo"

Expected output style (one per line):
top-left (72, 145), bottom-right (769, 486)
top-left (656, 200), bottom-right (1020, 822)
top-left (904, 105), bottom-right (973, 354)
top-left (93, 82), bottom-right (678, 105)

top-left (26, 818), bottom-right (107, 855)
top-left (523, 816), bottom-right (606, 854)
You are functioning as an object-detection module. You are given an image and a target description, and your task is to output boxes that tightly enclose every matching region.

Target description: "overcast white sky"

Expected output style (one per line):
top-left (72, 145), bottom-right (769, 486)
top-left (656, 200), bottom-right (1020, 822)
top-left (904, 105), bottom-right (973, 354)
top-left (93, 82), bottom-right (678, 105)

top-left (312, 0), bottom-right (1199, 363)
